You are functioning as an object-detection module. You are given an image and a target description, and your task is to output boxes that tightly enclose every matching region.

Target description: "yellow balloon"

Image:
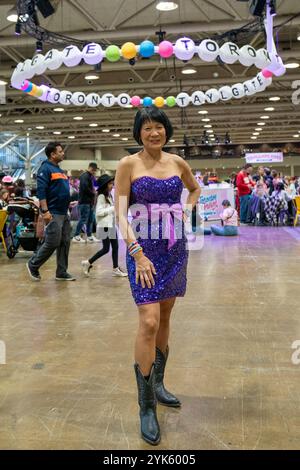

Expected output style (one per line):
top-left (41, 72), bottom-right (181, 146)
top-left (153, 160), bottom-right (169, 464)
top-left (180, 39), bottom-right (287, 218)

top-left (121, 42), bottom-right (137, 60)
top-left (28, 84), bottom-right (38, 96)
top-left (154, 97), bottom-right (165, 108)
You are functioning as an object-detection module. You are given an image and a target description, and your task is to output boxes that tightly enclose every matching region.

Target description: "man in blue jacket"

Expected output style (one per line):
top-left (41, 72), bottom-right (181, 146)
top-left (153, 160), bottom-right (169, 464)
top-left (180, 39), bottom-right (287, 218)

top-left (27, 142), bottom-right (75, 281)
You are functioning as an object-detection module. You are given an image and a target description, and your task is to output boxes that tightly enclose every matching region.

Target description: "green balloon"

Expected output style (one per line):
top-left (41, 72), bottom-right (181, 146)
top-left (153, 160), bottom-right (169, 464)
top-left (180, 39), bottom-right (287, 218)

top-left (36, 88), bottom-right (44, 97)
top-left (166, 96), bottom-right (176, 107)
top-left (106, 45), bottom-right (121, 62)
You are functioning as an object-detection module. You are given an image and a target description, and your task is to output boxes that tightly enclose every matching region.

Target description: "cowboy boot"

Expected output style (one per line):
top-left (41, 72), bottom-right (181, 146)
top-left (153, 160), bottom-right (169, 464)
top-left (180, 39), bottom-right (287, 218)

top-left (154, 346), bottom-right (181, 407)
top-left (134, 363), bottom-right (161, 445)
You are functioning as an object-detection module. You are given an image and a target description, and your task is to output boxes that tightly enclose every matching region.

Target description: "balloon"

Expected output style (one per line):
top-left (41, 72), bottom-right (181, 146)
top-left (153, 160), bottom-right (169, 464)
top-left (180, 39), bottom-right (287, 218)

top-left (219, 42), bottom-right (240, 65)
top-left (139, 40), bottom-right (155, 58)
top-left (21, 80), bottom-right (31, 92)
top-left (243, 80), bottom-right (256, 96)
top-left (28, 84), bottom-right (38, 96)
top-left (102, 93), bottom-right (115, 107)
top-left (35, 87), bottom-right (44, 98)
top-left (44, 49), bottom-right (63, 71)
top-left (11, 65), bottom-right (24, 88)
top-left (205, 88), bottom-right (220, 103)
top-left (22, 59), bottom-right (36, 79)
top-left (262, 68), bottom-right (273, 78)
top-left (174, 37), bottom-right (195, 61)
top-left (121, 42), bottom-right (137, 60)
top-left (176, 92), bottom-right (190, 107)
top-left (86, 93), bottom-right (101, 107)
top-left (71, 92), bottom-right (86, 105)
top-left (117, 93), bottom-right (131, 107)
top-left (198, 39), bottom-right (219, 62)
top-left (31, 54), bottom-right (47, 75)
top-left (105, 45), bottom-right (121, 62)
top-left (158, 41), bottom-right (174, 59)
top-left (131, 96), bottom-right (141, 107)
top-left (231, 83), bottom-right (245, 99)
top-left (154, 97), bottom-right (165, 108)
top-left (166, 96), bottom-right (176, 107)
top-left (191, 91), bottom-right (206, 105)
top-left (47, 88), bottom-right (61, 103)
top-left (239, 45), bottom-right (257, 67)
top-left (37, 85), bottom-right (51, 102)
top-left (254, 48), bottom-right (271, 69)
top-left (143, 97), bottom-right (153, 107)
top-left (62, 45), bottom-right (82, 67)
top-left (59, 90), bottom-right (73, 105)
top-left (82, 43), bottom-right (104, 65)
top-left (219, 85), bottom-right (233, 101)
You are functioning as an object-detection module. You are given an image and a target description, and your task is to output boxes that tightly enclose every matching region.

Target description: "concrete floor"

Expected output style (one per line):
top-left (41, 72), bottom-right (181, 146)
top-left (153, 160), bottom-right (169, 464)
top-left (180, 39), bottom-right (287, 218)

top-left (0, 226), bottom-right (300, 450)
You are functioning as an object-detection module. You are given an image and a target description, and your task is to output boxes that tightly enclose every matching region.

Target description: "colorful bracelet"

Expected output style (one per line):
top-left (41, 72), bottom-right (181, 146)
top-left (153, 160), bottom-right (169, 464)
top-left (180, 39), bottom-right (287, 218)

top-left (128, 241), bottom-right (143, 257)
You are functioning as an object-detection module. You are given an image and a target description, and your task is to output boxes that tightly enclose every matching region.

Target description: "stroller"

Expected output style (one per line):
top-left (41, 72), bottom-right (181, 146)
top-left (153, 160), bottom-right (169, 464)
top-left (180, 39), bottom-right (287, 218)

top-left (4, 197), bottom-right (40, 258)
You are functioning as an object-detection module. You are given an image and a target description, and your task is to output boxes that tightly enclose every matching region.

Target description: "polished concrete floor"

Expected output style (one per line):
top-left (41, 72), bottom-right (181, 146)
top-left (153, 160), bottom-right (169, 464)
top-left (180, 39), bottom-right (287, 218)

top-left (1, 226), bottom-right (300, 450)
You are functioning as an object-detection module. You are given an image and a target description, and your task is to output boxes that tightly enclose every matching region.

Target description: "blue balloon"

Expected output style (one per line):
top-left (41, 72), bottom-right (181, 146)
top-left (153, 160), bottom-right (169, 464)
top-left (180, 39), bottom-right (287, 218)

top-left (143, 97), bottom-right (153, 107)
top-left (139, 40), bottom-right (155, 58)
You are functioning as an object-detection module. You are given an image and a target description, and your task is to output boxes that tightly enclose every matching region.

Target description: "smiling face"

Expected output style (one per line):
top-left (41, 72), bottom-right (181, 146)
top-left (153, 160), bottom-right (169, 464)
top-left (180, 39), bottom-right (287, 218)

top-left (140, 120), bottom-right (167, 151)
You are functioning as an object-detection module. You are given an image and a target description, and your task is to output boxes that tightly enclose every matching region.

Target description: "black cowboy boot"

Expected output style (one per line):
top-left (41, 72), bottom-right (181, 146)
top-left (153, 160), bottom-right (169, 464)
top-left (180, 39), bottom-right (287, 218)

top-left (134, 363), bottom-right (161, 445)
top-left (154, 346), bottom-right (181, 407)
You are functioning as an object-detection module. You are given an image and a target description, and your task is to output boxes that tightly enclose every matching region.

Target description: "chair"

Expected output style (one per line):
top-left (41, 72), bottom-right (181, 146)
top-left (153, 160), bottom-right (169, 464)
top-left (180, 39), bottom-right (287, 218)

top-left (293, 196), bottom-right (300, 226)
top-left (0, 210), bottom-right (8, 252)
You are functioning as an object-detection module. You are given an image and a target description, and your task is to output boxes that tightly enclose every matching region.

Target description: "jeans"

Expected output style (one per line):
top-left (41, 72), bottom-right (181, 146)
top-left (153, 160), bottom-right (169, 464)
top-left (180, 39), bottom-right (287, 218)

top-left (74, 204), bottom-right (94, 237)
top-left (210, 225), bottom-right (238, 236)
top-left (29, 214), bottom-right (71, 276)
top-left (239, 194), bottom-right (251, 223)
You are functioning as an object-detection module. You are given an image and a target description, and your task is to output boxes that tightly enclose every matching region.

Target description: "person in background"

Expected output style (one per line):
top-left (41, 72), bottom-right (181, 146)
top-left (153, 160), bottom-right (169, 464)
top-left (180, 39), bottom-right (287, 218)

top-left (286, 177), bottom-right (297, 198)
top-left (0, 188), bottom-right (10, 209)
top-left (81, 174), bottom-right (128, 278)
top-left (26, 141), bottom-right (75, 282)
top-left (73, 163), bottom-right (99, 243)
top-left (210, 200), bottom-right (238, 236)
top-left (236, 163), bottom-right (255, 223)
top-left (1, 175), bottom-right (15, 197)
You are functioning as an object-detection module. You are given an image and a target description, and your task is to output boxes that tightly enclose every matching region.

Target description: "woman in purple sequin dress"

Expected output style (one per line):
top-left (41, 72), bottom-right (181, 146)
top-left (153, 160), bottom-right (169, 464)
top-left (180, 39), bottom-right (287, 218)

top-left (115, 107), bottom-right (201, 445)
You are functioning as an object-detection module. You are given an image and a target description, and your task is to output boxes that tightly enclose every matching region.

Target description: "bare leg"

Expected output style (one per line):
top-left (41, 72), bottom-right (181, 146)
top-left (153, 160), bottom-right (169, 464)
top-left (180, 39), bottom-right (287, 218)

top-left (156, 297), bottom-right (176, 353)
top-left (135, 303), bottom-right (160, 375)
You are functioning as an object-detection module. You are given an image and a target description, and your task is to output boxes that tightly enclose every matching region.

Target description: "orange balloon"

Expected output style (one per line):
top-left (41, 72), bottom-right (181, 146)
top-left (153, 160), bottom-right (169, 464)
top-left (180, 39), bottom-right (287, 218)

top-left (121, 42), bottom-right (137, 59)
top-left (154, 97), bottom-right (165, 108)
top-left (28, 84), bottom-right (38, 96)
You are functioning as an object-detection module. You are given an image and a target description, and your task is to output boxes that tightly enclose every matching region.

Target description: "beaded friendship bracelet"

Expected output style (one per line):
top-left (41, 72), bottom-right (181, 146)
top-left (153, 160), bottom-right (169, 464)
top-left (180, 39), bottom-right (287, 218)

top-left (128, 241), bottom-right (143, 257)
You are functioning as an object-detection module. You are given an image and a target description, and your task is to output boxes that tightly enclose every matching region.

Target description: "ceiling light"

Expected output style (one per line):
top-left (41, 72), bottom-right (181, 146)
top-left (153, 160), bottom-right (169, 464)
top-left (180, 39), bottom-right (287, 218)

top-left (73, 116), bottom-right (83, 120)
top-left (201, 118), bottom-right (210, 122)
top-left (102, 129), bottom-right (110, 133)
top-left (113, 133), bottom-right (120, 137)
top-left (204, 124), bottom-right (212, 128)
top-left (253, 132), bottom-right (260, 135)
top-left (156, 1), bottom-right (178, 11)
top-left (68, 136), bottom-right (76, 139)
top-left (181, 67), bottom-right (197, 75)
top-left (169, 139), bottom-right (176, 143)
top-left (264, 107), bottom-right (275, 111)
top-left (6, 7), bottom-right (18, 22)
top-left (285, 62), bottom-right (300, 69)
top-left (0, 79), bottom-right (8, 85)
top-left (84, 74), bottom-right (100, 80)
top-left (14, 119), bottom-right (24, 123)
top-left (53, 131), bottom-right (61, 135)
top-left (298, 33), bottom-right (300, 41)
top-left (293, 134), bottom-right (299, 138)
top-left (251, 136), bottom-right (257, 140)
top-left (260, 115), bottom-right (269, 119)
top-left (36, 126), bottom-right (45, 129)
top-left (269, 96), bottom-right (280, 101)
top-left (198, 110), bottom-right (208, 114)
top-left (53, 108), bottom-right (64, 112)
top-left (255, 128), bottom-right (263, 131)
top-left (257, 122), bottom-right (266, 126)
top-left (89, 123), bottom-right (98, 127)
top-left (121, 137), bottom-right (129, 141)
top-left (207, 130), bottom-right (214, 134)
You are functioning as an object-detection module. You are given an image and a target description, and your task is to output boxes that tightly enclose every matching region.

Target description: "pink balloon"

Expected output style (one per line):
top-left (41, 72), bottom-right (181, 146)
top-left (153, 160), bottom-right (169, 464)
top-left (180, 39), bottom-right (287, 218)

top-left (131, 95), bottom-right (141, 107)
top-left (262, 69), bottom-right (273, 78)
top-left (21, 80), bottom-right (30, 91)
top-left (158, 41), bottom-right (174, 59)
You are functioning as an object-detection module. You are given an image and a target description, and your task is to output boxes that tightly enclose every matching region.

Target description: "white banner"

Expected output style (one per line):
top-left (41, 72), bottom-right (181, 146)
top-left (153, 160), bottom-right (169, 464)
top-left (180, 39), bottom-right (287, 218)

top-left (245, 152), bottom-right (283, 164)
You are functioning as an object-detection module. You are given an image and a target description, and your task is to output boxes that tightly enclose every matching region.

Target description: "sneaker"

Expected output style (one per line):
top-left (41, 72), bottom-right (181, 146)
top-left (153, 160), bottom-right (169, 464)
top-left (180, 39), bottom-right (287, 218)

top-left (112, 267), bottom-right (128, 277)
top-left (55, 273), bottom-right (76, 281)
top-left (72, 236), bottom-right (86, 243)
top-left (87, 235), bottom-right (100, 243)
top-left (26, 262), bottom-right (41, 281)
top-left (81, 260), bottom-right (93, 276)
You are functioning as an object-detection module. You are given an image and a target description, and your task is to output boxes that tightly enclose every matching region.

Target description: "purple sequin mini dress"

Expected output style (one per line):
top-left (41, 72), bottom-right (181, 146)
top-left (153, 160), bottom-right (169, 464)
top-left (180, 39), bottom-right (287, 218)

top-left (126, 176), bottom-right (188, 305)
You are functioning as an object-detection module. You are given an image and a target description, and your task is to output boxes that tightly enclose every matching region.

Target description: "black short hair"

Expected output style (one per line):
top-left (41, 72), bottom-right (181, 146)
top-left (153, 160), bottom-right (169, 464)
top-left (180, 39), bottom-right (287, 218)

top-left (244, 163), bottom-right (253, 170)
top-left (88, 162), bottom-right (98, 170)
top-left (222, 199), bottom-right (231, 207)
top-left (45, 142), bottom-right (62, 159)
top-left (133, 107), bottom-right (173, 146)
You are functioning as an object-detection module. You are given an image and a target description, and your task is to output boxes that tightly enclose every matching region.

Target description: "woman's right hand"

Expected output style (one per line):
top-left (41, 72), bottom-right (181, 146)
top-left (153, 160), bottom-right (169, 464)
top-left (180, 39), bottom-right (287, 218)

top-left (134, 252), bottom-right (157, 288)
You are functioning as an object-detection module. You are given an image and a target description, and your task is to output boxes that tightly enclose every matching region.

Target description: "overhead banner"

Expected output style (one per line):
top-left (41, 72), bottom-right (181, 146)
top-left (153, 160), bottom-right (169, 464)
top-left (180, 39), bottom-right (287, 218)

top-left (245, 152), bottom-right (283, 164)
